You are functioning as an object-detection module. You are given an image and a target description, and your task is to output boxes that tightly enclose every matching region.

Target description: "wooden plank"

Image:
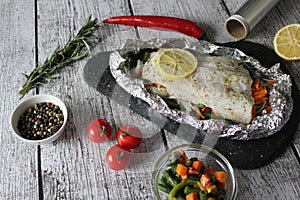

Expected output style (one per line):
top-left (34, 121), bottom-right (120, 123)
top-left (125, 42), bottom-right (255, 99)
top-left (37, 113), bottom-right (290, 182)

top-left (0, 0), bottom-right (39, 199)
top-left (32, 0), bottom-right (300, 199)
top-left (221, 0), bottom-right (300, 199)
top-left (130, 0), bottom-right (234, 42)
top-left (235, 148), bottom-right (300, 198)
top-left (152, 0), bottom-right (300, 199)
top-left (225, 0), bottom-right (300, 162)
top-left (112, 1), bottom-right (300, 200)
top-left (36, 0), bottom-right (164, 199)
top-left (165, 130), bottom-right (300, 199)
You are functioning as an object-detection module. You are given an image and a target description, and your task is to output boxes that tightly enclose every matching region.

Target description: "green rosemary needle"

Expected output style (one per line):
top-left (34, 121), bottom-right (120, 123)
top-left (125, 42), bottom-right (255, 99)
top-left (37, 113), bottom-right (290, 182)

top-left (19, 16), bottom-right (98, 99)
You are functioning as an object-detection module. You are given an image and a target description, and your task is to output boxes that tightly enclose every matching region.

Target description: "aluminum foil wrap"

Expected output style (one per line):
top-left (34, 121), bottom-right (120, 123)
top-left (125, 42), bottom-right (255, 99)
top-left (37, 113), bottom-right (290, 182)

top-left (109, 38), bottom-right (293, 140)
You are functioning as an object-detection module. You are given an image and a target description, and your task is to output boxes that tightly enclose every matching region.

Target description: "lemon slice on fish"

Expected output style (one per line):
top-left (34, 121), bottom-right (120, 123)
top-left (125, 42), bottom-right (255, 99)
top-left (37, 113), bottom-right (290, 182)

top-left (273, 24), bottom-right (300, 61)
top-left (155, 48), bottom-right (198, 80)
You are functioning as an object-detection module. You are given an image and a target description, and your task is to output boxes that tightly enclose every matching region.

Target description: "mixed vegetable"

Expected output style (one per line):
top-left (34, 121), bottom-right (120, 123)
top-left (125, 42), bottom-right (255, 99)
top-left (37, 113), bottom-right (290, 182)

top-left (192, 77), bottom-right (275, 123)
top-left (157, 150), bottom-right (228, 200)
top-left (251, 78), bottom-right (275, 116)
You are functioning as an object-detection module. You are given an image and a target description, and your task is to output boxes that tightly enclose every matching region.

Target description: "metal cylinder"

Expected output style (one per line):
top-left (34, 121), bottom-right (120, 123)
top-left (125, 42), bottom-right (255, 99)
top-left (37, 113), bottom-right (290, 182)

top-left (225, 0), bottom-right (280, 40)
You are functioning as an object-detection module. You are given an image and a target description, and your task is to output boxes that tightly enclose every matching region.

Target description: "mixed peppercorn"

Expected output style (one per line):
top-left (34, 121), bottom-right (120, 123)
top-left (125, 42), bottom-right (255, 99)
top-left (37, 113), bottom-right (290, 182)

top-left (17, 102), bottom-right (64, 140)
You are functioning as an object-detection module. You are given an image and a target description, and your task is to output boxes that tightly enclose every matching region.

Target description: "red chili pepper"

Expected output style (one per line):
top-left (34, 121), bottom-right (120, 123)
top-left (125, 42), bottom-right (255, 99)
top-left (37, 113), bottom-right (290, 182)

top-left (103, 15), bottom-right (206, 40)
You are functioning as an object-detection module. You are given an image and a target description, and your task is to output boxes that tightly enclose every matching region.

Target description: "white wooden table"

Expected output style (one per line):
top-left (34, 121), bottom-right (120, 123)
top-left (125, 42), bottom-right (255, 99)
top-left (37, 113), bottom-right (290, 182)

top-left (1, 0), bottom-right (299, 199)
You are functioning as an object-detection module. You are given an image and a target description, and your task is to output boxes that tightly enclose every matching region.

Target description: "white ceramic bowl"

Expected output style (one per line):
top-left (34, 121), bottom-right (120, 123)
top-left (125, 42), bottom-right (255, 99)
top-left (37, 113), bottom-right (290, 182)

top-left (10, 94), bottom-right (68, 145)
top-left (152, 144), bottom-right (237, 200)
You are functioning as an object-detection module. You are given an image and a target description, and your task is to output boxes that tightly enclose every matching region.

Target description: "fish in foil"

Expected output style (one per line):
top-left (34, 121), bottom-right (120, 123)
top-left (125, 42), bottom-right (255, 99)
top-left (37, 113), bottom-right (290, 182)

top-left (142, 51), bottom-right (254, 124)
top-left (109, 39), bottom-right (293, 140)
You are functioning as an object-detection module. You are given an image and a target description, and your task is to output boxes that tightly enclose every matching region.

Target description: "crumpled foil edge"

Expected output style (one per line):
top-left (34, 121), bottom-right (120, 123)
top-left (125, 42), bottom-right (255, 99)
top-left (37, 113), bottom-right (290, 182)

top-left (109, 39), bottom-right (293, 140)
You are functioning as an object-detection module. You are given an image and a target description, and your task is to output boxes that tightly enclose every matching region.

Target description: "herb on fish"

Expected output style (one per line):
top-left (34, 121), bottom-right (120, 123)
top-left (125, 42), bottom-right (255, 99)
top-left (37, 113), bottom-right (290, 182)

top-left (120, 48), bottom-right (157, 78)
top-left (19, 16), bottom-right (98, 99)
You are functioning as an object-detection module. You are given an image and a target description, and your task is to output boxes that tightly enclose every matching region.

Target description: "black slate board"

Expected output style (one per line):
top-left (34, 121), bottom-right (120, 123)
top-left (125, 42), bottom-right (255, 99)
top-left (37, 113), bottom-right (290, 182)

top-left (83, 41), bottom-right (300, 169)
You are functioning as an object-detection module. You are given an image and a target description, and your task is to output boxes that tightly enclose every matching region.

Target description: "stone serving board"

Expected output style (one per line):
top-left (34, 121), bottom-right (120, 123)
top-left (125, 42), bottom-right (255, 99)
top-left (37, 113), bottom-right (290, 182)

top-left (83, 41), bottom-right (300, 169)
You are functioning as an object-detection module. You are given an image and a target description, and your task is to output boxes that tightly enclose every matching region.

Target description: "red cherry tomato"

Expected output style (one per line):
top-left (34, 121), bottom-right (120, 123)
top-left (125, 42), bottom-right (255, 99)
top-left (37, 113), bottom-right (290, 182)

top-left (86, 118), bottom-right (112, 143)
top-left (106, 145), bottom-right (132, 170)
top-left (117, 125), bottom-right (142, 149)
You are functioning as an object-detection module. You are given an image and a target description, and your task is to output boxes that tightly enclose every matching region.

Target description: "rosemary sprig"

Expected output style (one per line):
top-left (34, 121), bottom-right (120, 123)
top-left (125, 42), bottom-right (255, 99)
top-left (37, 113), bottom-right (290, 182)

top-left (19, 16), bottom-right (98, 99)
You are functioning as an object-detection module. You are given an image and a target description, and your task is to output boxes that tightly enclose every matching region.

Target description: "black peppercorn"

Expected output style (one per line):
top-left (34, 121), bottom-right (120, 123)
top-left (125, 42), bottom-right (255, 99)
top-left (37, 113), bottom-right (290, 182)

top-left (17, 102), bottom-right (64, 140)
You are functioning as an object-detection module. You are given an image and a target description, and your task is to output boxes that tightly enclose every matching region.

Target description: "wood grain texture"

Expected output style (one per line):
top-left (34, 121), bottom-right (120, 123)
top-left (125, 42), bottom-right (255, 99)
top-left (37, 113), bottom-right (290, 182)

top-left (130, 0), bottom-right (233, 42)
top-left (0, 0), bottom-right (39, 199)
top-left (222, 1), bottom-right (300, 199)
top-left (1, 0), bottom-right (299, 199)
top-left (36, 0), bottom-right (163, 199)
top-left (142, 0), bottom-right (300, 200)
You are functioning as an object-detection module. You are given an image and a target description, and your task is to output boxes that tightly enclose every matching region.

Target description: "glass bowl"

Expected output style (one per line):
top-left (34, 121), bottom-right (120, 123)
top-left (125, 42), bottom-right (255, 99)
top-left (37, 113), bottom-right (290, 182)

top-left (152, 143), bottom-right (237, 200)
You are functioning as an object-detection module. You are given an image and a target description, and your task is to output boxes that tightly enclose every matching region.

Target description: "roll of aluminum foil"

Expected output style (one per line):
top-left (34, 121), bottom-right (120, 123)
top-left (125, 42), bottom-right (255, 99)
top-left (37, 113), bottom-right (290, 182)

top-left (225, 0), bottom-right (280, 39)
top-left (109, 38), bottom-right (292, 140)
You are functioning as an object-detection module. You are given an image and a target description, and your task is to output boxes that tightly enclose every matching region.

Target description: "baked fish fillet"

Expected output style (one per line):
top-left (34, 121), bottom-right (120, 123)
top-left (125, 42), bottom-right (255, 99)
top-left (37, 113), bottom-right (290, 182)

top-left (142, 52), bottom-right (254, 124)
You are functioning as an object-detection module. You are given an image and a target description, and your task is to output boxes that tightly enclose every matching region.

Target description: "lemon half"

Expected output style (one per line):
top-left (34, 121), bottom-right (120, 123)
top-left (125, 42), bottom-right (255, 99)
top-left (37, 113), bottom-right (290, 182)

top-left (273, 24), bottom-right (300, 61)
top-left (155, 48), bottom-right (198, 80)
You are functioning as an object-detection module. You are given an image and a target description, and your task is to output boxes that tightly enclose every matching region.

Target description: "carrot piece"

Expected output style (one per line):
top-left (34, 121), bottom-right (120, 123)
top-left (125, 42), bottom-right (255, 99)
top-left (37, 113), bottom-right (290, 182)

top-left (178, 150), bottom-right (186, 157)
top-left (193, 105), bottom-right (206, 119)
top-left (204, 166), bottom-right (214, 176)
top-left (200, 174), bottom-right (210, 188)
top-left (253, 78), bottom-right (261, 90)
top-left (218, 181), bottom-right (226, 189)
top-left (252, 105), bottom-right (256, 118)
top-left (266, 103), bottom-right (272, 113)
top-left (186, 192), bottom-right (199, 200)
top-left (205, 182), bottom-right (212, 190)
top-left (192, 161), bottom-right (203, 172)
top-left (177, 150), bottom-right (187, 164)
top-left (181, 174), bottom-right (189, 181)
top-left (266, 80), bottom-right (276, 86)
top-left (176, 163), bottom-right (188, 177)
top-left (201, 106), bottom-right (212, 113)
top-left (252, 87), bottom-right (268, 98)
top-left (213, 112), bottom-right (222, 117)
top-left (254, 97), bottom-right (268, 104)
top-left (214, 171), bottom-right (228, 188)
top-left (189, 168), bottom-right (200, 175)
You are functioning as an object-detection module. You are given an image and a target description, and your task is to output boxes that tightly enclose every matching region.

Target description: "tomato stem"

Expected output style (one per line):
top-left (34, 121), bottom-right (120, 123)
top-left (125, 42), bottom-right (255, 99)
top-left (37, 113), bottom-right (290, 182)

top-left (121, 131), bottom-right (130, 136)
top-left (116, 150), bottom-right (125, 163)
top-left (94, 124), bottom-right (107, 136)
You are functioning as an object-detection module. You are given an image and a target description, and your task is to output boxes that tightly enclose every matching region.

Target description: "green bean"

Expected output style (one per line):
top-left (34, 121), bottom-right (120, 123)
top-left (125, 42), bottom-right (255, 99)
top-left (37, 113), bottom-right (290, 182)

top-left (199, 190), bottom-right (208, 200)
top-left (184, 186), bottom-right (201, 194)
top-left (166, 163), bottom-right (177, 172)
top-left (171, 151), bottom-right (180, 163)
top-left (210, 176), bottom-right (216, 184)
top-left (160, 176), bottom-right (169, 186)
top-left (157, 183), bottom-right (172, 194)
top-left (163, 170), bottom-right (178, 187)
top-left (188, 174), bottom-right (201, 181)
top-left (216, 194), bottom-right (226, 200)
top-left (184, 158), bottom-right (192, 167)
top-left (175, 192), bottom-right (185, 200)
top-left (168, 180), bottom-right (198, 200)
top-left (190, 157), bottom-right (198, 162)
